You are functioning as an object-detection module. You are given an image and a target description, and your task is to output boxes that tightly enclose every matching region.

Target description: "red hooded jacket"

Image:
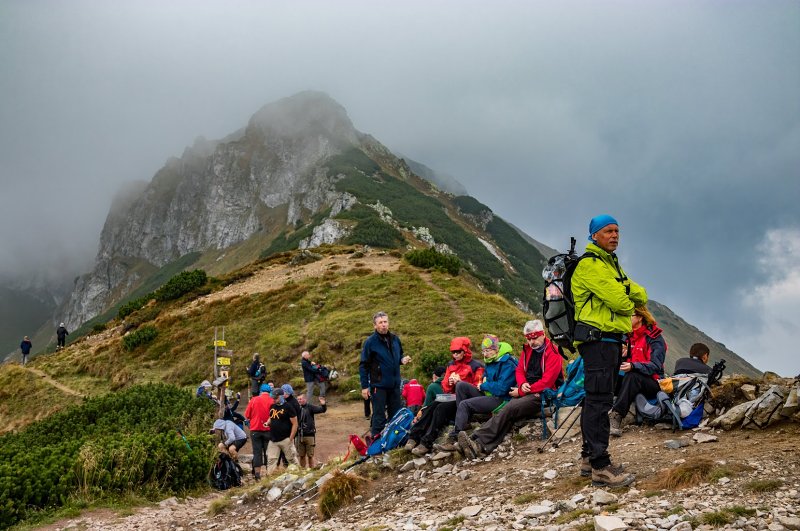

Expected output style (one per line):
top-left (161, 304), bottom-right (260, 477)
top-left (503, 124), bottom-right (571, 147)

top-left (442, 337), bottom-right (485, 393)
top-left (401, 379), bottom-right (426, 407)
top-left (628, 323), bottom-right (667, 381)
top-left (515, 338), bottom-right (564, 396)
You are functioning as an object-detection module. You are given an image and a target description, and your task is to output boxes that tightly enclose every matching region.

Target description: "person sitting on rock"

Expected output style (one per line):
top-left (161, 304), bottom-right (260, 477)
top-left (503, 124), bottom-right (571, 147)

top-left (673, 342), bottom-right (712, 375)
top-left (434, 335), bottom-right (517, 452)
top-left (401, 378), bottom-right (426, 416)
top-left (212, 418), bottom-right (248, 461)
top-left (458, 320), bottom-right (563, 459)
top-left (423, 366), bottom-right (447, 408)
top-left (609, 306), bottom-right (666, 437)
top-left (404, 337), bottom-right (484, 456)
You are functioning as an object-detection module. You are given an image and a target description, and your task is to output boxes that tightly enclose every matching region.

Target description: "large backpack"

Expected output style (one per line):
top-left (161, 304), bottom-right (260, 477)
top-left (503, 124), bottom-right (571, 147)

top-left (635, 373), bottom-right (713, 430)
top-left (209, 452), bottom-right (243, 490)
top-left (366, 407), bottom-right (414, 456)
top-left (541, 237), bottom-right (595, 353)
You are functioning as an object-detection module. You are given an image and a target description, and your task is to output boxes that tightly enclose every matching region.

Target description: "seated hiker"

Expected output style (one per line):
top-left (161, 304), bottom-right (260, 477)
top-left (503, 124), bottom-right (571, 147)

top-left (212, 418), bottom-right (248, 461)
top-left (458, 320), bottom-right (563, 458)
top-left (404, 337), bottom-right (484, 456)
top-left (434, 335), bottom-right (517, 452)
top-left (296, 394), bottom-right (327, 468)
top-left (402, 378), bottom-right (426, 415)
top-left (423, 366), bottom-right (447, 408)
top-left (673, 342), bottom-right (712, 375)
top-left (609, 306), bottom-right (666, 437)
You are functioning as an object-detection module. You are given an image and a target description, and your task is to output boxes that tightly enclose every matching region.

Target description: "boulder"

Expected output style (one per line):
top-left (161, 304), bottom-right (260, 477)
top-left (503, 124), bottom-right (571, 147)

top-left (594, 515), bottom-right (627, 531)
top-left (743, 386), bottom-right (787, 429)
top-left (740, 384), bottom-right (757, 401)
top-left (692, 433), bottom-right (718, 444)
top-left (709, 400), bottom-right (754, 430)
top-left (592, 490), bottom-right (618, 505)
top-left (460, 505), bottom-right (483, 517)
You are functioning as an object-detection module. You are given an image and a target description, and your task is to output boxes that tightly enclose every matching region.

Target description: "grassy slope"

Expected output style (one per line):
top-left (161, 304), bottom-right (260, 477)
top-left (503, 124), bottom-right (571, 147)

top-left (0, 365), bottom-right (82, 433)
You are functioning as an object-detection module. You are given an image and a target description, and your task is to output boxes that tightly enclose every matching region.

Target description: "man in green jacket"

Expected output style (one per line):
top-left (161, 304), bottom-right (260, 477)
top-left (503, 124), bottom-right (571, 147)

top-left (572, 214), bottom-right (646, 488)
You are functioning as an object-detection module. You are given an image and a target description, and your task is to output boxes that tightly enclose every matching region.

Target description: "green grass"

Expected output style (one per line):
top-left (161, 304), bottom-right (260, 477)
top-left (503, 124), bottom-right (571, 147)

top-left (513, 492), bottom-right (537, 504)
top-left (554, 508), bottom-right (594, 525)
top-left (700, 510), bottom-right (733, 526)
top-left (745, 479), bottom-right (783, 492)
top-left (439, 515), bottom-right (465, 531)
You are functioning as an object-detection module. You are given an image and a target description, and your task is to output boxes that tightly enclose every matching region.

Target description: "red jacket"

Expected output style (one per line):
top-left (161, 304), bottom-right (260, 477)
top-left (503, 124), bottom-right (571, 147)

top-left (244, 393), bottom-right (274, 432)
top-left (442, 337), bottom-right (485, 393)
top-left (628, 323), bottom-right (666, 381)
top-left (515, 338), bottom-right (564, 396)
top-left (402, 379), bottom-right (426, 407)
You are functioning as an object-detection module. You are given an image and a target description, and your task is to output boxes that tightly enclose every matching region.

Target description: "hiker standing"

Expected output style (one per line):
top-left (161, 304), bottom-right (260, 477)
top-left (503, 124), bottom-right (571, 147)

top-left (405, 336), bottom-right (483, 456)
top-left (20, 336), bottom-right (32, 366)
top-left (212, 418), bottom-right (248, 460)
top-left (247, 353), bottom-right (265, 397)
top-left (457, 321), bottom-right (563, 458)
top-left (571, 214), bottom-right (646, 488)
top-left (244, 383), bottom-right (274, 480)
top-left (609, 306), bottom-right (666, 437)
top-left (264, 388), bottom-right (299, 473)
top-left (301, 351), bottom-right (328, 400)
top-left (435, 335), bottom-right (517, 451)
top-left (401, 378), bottom-right (425, 415)
top-left (56, 323), bottom-right (68, 350)
top-left (359, 311), bottom-right (411, 437)
top-left (296, 394), bottom-right (327, 468)
top-left (674, 343), bottom-right (712, 375)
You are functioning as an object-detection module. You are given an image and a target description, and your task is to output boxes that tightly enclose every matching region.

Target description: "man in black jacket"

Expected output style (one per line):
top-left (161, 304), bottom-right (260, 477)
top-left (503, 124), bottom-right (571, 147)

top-left (296, 394), bottom-right (327, 468)
top-left (56, 323), bottom-right (69, 350)
top-left (673, 343), bottom-right (712, 375)
top-left (301, 350), bottom-right (328, 400)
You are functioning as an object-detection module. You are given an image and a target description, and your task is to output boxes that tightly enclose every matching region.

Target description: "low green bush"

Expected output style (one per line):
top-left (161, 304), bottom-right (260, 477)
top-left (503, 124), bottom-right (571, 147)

top-left (416, 350), bottom-right (451, 379)
top-left (404, 248), bottom-right (461, 276)
top-left (154, 270), bottom-right (208, 302)
top-left (122, 325), bottom-right (158, 351)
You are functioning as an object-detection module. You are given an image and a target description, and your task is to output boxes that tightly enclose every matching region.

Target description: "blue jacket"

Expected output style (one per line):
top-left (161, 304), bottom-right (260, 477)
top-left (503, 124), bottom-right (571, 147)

top-left (480, 349), bottom-right (518, 400)
top-left (359, 331), bottom-right (404, 390)
top-left (20, 340), bottom-right (32, 355)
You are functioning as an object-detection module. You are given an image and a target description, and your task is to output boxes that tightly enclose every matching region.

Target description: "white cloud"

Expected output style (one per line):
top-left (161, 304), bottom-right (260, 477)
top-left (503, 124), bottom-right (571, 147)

top-left (729, 227), bottom-right (800, 376)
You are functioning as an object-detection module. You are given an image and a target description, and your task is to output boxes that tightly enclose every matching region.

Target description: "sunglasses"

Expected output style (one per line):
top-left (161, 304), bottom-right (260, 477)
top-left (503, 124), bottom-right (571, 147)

top-left (525, 332), bottom-right (545, 340)
top-left (450, 349), bottom-right (464, 355)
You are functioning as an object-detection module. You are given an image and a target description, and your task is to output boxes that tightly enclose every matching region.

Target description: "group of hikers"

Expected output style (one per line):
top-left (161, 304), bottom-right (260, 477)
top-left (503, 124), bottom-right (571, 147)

top-left (15, 323), bottom-right (69, 366)
top-left (201, 213), bottom-right (717, 490)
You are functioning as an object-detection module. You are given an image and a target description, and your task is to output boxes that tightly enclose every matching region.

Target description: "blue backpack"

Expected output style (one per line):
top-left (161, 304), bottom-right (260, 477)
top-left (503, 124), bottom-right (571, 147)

top-left (541, 356), bottom-right (585, 438)
top-left (366, 407), bottom-right (414, 456)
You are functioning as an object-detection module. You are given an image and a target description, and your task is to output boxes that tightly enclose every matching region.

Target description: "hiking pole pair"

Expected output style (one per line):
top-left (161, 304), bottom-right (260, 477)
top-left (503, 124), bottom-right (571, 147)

top-left (537, 399), bottom-right (583, 453)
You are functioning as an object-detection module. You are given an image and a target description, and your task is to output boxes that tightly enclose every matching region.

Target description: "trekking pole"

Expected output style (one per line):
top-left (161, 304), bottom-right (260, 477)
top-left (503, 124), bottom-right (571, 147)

top-left (176, 428), bottom-right (192, 451)
top-left (537, 400), bottom-right (582, 453)
top-left (550, 404), bottom-right (582, 449)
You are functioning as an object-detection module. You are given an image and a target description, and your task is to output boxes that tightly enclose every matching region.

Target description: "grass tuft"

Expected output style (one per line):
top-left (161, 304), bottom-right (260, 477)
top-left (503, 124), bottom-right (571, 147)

top-left (513, 492), bottom-right (537, 505)
top-left (700, 510), bottom-right (733, 526)
top-left (207, 496), bottom-right (231, 516)
top-left (317, 471), bottom-right (366, 519)
top-left (745, 479), bottom-right (782, 492)
top-left (643, 457), bottom-right (715, 490)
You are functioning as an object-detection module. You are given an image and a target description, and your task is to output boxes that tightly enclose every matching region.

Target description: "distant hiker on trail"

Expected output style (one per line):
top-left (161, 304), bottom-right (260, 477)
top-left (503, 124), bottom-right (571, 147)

top-left (405, 336), bottom-right (483, 456)
top-left (570, 214), bottom-right (646, 488)
top-left (20, 336), bottom-right (32, 366)
top-left (212, 418), bottom-right (248, 461)
top-left (422, 366), bottom-right (447, 408)
top-left (401, 378), bottom-right (425, 415)
top-left (609, 306), bottom-right (666, 437)
top-left (457, 321), bottom-right (563, 458)
top-left (245, 383), bottom-right (274, 480)
top-left (247, 353), bottom-right (266, 397)
top-left (435, 335), bottom-right (517, 452)
top-left (359, 311), bottom-right (412, 437)
top-left (674, 343), bottom-right (712, 375)
top-left (296, 394), bottom-right (327, 469)
top-left (264, 388), bottom-right (299, 473)
top-left (301, 350), bottom-right (328, 400)
top-left (56, 323), bottom-right (68, 350)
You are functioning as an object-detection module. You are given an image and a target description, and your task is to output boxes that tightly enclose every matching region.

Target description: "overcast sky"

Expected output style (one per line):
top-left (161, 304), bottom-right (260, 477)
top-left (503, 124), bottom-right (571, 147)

top-left (1, 1), bottom-right (798, 375)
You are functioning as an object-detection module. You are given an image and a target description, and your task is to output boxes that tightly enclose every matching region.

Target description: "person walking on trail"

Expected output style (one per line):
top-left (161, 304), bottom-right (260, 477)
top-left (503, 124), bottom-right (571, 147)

top-left (301, 351), bottom-right (328, 400)
top-left (359, 311), bottom-right (412, 437)
top-left (245, 383), bottom-right (274, 480)
top-left (401, 378), bottom-right (425, 416)
top-left (674, 343), bottom-right (712, 375)
top-left (56, 323), bottom-right (68, 350)
top-left (457, 321), bottom-right (563, 458)
top-left (247, 353), bottom-right (265, 398)
top-left (264, 388), bottom-right (299, 474)
top-left (609, 305), bottom-right (666, 437)
top-left (20, 336), bottom-right (32, 366)
top-left (571, 214), bottom-right (646, 488)
top-left (212, 418), bottom-right (248, 461)
top-left (296, 394), bottom-right (327, 469)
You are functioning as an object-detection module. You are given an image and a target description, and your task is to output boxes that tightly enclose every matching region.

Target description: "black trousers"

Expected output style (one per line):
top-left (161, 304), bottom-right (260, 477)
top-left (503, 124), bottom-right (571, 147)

top-left (370, 386), bottom-right (402, 436)
top-left (472, 393), bottom-right (540, 453)
top-left (613, 372), bottom-right (660, 418)
top-left (578, 340), bottom-right (621, 469)
top-left (408, 400), bottom-right (457, 447)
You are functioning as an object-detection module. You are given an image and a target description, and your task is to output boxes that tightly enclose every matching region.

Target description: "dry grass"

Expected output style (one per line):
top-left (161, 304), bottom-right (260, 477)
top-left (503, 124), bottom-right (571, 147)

top-left (317, 471), bottom-right (366, 519)
top-left (207, 496), bottom-right (231, 516)
top-left (641, 457), bottom-right (716, 490)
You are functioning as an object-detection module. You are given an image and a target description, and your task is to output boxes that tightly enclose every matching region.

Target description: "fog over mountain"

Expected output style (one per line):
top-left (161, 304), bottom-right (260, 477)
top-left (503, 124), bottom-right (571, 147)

top-left (0, 1), bottom-right (797, 374)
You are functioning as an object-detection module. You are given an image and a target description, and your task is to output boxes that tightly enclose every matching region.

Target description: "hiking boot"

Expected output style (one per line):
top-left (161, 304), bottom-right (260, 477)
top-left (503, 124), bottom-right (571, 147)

top-left (411, 444), bottom-right (430, 456)
top-left (403, 439), bottom-right (418, 452)
top-left (580, 456), bottom-right (591, 477)
top-left (609, 410), bottom-right (623, 437)
top-left (591, 464), bottom-right (635, 488)
top-left (433, 438), bottom-right (460, 453)
top-left (458, 431), bottom-right (482, 459)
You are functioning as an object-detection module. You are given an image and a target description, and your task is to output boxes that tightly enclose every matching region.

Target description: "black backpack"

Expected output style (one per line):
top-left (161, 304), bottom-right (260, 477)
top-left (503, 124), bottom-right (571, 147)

top-left (542, 237), bottom-right (595, 354)
top-left (209, 452), bottom-right (242, 490)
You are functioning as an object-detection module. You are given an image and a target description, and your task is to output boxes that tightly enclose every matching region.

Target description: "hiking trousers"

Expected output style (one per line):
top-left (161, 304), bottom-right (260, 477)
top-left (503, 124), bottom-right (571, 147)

top-left (613, 371), bottom-right (659, 418)
top-left (250, 430), bottom-right (271, 470)
top-left (408, 400), bottom-right (457, 447)
top-left (471, 393), bottom-right (540, 454)
top-left (454, 381), bottom-right (503, 433)
top-left (306, 380), bottom-right (328, 399)
top-left (578, 340), bottom-right (621, 469)
top-left (267, 437), bottom-right (299, 474)
top-left (370, 386), bottom-right (403, 437)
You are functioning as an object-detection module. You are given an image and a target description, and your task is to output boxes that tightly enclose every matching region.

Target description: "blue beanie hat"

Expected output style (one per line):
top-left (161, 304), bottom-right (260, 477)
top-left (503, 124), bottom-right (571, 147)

top-left (281, 383), bottom-right (294, 396)
top-left (260, 383), bottom-right (273, 394)
top-left (588, 214), bottom-right (619, 241)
